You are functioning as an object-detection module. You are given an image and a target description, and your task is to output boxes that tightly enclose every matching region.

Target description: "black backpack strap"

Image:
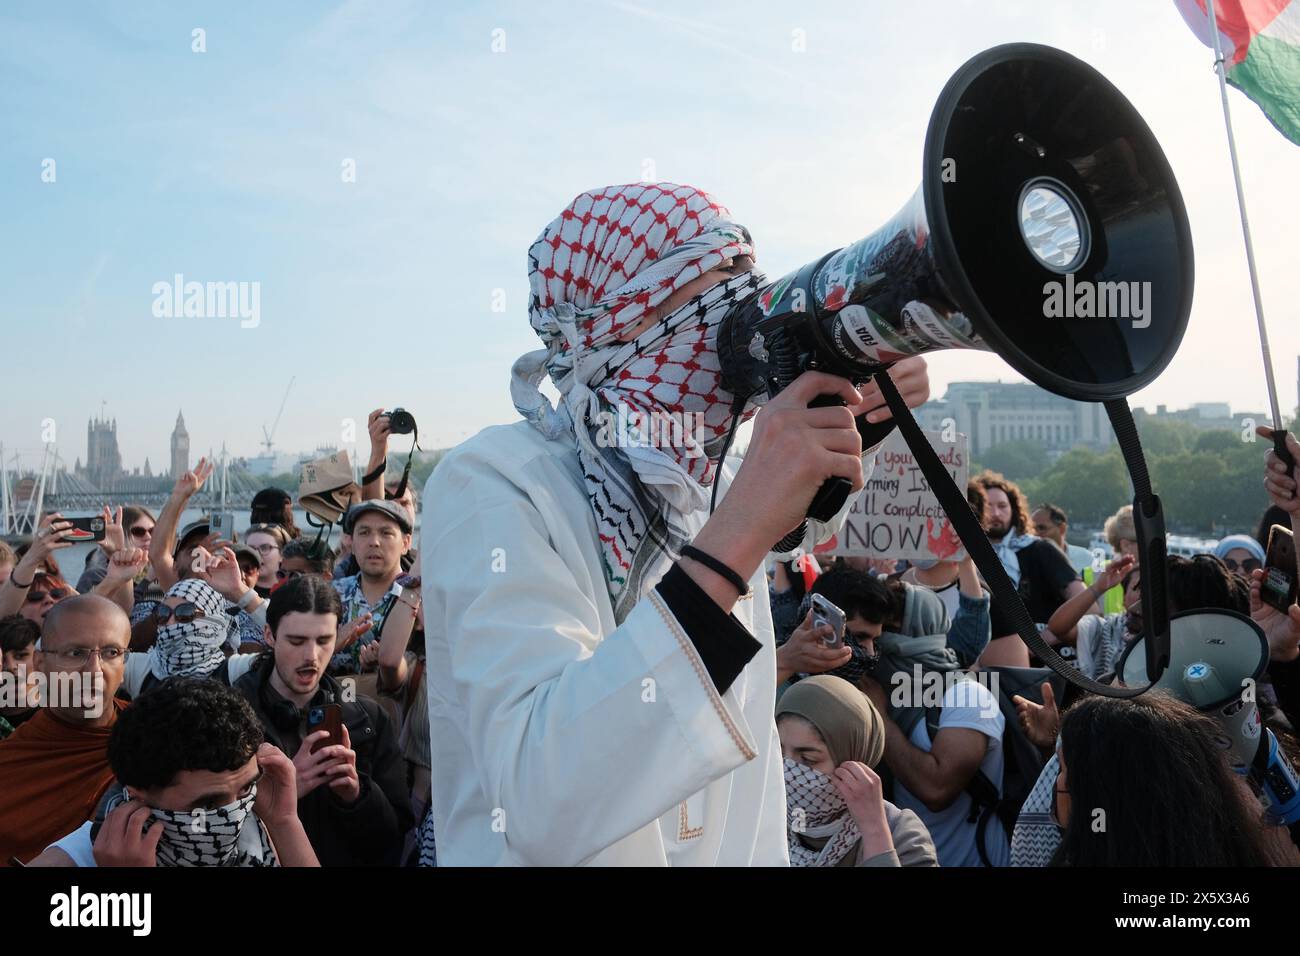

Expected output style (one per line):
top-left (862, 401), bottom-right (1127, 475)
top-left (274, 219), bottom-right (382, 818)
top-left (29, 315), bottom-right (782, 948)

top-left (873, 370), bottom-right (1159, 698)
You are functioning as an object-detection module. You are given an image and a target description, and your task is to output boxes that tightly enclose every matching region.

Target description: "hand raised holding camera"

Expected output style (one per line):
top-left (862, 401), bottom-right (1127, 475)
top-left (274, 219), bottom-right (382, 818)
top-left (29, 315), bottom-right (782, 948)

top-left (367, 408), bottom-right (391, 471)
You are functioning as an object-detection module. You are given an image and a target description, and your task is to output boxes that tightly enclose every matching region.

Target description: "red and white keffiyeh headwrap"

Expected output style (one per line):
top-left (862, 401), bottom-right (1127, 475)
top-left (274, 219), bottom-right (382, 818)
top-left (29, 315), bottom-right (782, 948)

top-left (511, 182), bottom-right (762, 622)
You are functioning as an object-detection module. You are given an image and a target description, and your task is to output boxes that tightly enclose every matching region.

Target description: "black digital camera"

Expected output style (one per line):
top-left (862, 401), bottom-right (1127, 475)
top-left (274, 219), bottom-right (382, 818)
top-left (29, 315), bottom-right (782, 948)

top-left (386, 408), bottom-right (417, 435)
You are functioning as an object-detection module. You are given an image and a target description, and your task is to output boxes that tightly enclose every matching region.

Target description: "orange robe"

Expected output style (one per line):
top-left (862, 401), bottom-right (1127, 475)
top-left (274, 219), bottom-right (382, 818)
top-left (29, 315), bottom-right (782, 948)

top-left (0, 699), bottom-right (126, 864)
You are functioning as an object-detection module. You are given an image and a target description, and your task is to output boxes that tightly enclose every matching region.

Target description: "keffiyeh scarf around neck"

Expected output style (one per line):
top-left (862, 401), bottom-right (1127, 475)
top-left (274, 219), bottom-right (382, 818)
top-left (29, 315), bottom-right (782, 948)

top-left (511, 182), bottom-right (762, 622)
top-left (992, 530), bottom-right (1037, 588)
top-left (147, 579), bottom-right (231, 681)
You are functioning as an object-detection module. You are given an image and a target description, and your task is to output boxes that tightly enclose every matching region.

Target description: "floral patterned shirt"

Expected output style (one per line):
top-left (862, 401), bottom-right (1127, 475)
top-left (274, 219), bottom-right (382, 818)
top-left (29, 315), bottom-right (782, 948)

top-left (330, 573), bottom-right (404, 674)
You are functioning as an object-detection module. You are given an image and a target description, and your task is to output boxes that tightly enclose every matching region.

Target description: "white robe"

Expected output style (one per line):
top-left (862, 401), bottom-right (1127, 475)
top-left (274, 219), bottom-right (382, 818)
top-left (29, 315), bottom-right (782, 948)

top-left (420, 419), bottom-right (870, 865)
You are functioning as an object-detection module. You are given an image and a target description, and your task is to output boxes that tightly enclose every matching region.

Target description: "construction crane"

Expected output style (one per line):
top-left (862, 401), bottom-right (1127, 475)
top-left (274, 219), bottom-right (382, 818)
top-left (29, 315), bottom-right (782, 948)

top-left (261, 377), bottom-right (296, 457)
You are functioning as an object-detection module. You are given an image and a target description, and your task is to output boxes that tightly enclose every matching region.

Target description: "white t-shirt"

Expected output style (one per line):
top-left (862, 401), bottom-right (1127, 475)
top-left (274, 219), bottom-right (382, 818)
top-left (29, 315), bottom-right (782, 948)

top-left (893, 680), bottom-right (1010, 867)
top-left (899, 568), bottom-right (962, 621)
top-left (48, 821), bottom-right (97, 867)
top-left (1066, 544), bottom-right (1094, 575)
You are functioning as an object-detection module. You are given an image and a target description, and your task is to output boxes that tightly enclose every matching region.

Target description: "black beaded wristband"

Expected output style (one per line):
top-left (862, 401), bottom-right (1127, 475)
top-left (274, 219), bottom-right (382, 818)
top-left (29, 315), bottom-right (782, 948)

top-left (680, 546), bottom-right (751, 597)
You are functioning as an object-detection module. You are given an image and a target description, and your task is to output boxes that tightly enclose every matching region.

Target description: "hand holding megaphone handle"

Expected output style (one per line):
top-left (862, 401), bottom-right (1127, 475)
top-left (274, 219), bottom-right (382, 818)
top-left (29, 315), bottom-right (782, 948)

top-left (805, 393), bottom-right (854, 522)
top-left (1275, 429), bottom-right (1296, 480)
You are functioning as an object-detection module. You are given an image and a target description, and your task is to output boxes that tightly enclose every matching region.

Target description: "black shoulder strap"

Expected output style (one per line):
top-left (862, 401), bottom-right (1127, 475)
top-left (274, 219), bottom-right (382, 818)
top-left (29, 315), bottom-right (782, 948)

top-left (873, 370), bottom-right (1162, 699)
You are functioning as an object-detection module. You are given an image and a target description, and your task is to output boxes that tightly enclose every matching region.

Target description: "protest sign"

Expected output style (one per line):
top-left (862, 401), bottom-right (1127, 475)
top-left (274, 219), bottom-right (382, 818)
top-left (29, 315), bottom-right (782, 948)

top-left (813, 429), bottom-right (969, 561)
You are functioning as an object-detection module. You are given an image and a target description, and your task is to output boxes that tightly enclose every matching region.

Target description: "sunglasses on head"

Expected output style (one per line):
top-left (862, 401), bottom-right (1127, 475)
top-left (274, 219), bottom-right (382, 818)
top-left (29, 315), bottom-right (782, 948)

top-left (153, 602), bottom-right (209, 625)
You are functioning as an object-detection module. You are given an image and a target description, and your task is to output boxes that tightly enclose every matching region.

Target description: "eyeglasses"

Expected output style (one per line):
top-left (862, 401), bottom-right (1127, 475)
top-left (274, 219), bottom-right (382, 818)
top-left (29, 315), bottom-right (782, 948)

top-left (129, 525), bottom-right (154, 539)
top-left (40, 645), bottom-right (128, 666)
top-left (1222, 557), bottom-right (1262, 573)
top-left (25, 587), bottom-right (69, 603)
top-left (153, 602), bottom-right (209, 625)
top-left (251, 544), bottom-right (281, 555)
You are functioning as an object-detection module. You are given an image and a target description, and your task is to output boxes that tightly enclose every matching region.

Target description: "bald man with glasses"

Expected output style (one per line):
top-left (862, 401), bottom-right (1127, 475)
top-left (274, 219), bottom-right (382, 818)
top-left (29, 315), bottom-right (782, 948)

top-left (0, 595), bottom-right (132, 863)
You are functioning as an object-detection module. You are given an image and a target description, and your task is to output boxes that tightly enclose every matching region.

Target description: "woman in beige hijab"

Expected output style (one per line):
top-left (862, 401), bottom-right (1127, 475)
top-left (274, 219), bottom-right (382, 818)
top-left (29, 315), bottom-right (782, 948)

top-left (777, 675), bottom-right (937, 867)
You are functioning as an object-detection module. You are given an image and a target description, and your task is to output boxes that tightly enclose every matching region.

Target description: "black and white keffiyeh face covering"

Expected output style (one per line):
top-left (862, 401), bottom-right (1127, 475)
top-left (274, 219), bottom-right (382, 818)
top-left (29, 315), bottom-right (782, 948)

top-left (96, 786), bottom-right (278, 867)
top-left (512, 182), bottom-right (763, 623)
top-left (783, 757), bottom-right (861, 867)
top-left (147, 579), bottom-right (231, 681)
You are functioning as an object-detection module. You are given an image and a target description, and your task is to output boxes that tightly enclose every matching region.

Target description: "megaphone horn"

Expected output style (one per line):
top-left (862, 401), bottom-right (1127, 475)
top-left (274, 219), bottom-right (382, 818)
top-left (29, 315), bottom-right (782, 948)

top-left (718, 41), bottom-right (1194, 405)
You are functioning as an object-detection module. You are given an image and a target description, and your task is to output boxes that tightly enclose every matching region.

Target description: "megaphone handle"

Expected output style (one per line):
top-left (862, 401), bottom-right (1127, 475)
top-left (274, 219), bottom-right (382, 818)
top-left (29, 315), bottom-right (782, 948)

top-left (805, 393), bottom-right (853, 522)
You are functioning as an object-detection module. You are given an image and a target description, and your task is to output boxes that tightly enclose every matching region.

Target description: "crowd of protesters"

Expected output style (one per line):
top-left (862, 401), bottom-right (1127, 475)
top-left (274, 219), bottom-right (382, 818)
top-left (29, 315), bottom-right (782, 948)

top-left (1, 403), bottom-right (1299, 868)
top-left (3, 174), bottom-right (1293, 868)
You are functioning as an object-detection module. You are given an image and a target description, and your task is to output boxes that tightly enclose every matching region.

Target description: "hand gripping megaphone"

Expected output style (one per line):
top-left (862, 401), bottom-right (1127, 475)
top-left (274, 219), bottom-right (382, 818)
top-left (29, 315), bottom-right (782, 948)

top-left (716, 43), bottom-right (1195, 696)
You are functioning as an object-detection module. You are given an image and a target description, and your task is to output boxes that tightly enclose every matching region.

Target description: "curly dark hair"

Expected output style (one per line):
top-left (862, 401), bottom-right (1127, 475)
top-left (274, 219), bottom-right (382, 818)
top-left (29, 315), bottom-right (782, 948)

top-left (107, 677), bottom-right (264, 791)
top-left (1170, 555), bottom-right (1249, 615)
top-left (970, 469), bottom-right (1032, 536)
top-left (0, 614), bottom-right (40, 653)
top-left (1053, 692), bottom-right (1275, 866)
top-left (266, 573), bottom-right (342, 636)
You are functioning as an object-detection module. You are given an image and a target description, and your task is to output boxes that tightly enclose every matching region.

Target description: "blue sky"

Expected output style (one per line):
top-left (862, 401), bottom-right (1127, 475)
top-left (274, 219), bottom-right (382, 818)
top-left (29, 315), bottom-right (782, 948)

top-left (2, 0), bottom-right (1297, 471)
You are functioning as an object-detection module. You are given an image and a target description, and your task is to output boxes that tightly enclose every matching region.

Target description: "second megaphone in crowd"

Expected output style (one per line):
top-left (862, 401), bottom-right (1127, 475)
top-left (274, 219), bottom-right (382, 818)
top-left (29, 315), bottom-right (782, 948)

top-left (1119, 612), bottom-right (1300, 832)
top-left (717, 40), bottom-right (1194, 519)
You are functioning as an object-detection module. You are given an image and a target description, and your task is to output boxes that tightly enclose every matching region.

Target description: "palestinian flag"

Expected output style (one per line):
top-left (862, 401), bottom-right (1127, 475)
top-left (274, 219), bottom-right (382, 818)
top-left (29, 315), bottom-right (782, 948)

top-left (1176, 0), bottom-right (1300, 145)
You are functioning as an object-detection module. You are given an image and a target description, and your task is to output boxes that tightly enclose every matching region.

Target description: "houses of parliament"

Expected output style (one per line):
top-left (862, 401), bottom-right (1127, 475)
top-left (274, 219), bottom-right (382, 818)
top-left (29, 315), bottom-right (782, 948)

top-left (71, 410), bottom-right (190, 495)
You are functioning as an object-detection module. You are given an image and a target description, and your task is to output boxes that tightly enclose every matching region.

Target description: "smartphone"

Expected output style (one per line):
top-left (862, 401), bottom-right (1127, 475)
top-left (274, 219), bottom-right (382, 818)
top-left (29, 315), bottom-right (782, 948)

top-left (63, 515), bottom-right (106, 542)
top-left (810, 593), bottom-right (846, 648)
top-left (1262, 524), bottom-right (1297, 613)
top-left (209, 512), bottom-right (238, 541)
top-left (307, 703), bottom-right (345, 754)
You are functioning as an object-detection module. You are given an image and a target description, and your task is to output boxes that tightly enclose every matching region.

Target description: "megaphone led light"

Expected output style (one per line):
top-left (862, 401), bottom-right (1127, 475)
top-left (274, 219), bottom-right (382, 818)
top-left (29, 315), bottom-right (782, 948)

top-left (1017, 178), bottom-right (1090, 273)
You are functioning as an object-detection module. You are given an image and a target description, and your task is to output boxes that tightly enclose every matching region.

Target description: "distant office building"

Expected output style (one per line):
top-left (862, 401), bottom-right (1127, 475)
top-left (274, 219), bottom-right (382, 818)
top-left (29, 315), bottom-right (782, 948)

top-left (1134, 402), bottom-right (1267, 433)
top-left (912, 381), bottom-right (1114, 456)
top-left (170, 411), bottom-right (190, 479)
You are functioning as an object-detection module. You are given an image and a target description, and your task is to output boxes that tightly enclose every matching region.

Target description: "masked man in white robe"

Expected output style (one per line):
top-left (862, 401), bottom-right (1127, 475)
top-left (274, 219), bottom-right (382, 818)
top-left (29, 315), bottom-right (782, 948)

top-left (421, 182), bottom-right (931, 865)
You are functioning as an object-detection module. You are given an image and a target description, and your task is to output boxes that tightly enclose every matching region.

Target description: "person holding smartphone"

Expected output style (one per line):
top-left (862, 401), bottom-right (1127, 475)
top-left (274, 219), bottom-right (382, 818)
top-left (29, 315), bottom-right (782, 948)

top-left (232, 575), bottom-right (412, 866)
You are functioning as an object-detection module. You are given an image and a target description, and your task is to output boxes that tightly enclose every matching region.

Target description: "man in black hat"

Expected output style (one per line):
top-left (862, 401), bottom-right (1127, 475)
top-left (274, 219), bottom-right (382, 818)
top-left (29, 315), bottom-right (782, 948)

top-left (330, 501), bottom-right (420, 677)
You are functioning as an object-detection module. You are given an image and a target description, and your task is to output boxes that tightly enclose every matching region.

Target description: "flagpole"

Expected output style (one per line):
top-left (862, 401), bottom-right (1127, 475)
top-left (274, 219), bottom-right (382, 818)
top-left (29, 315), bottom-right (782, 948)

top-left (1204, 0), bottom-right (1294, 470)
